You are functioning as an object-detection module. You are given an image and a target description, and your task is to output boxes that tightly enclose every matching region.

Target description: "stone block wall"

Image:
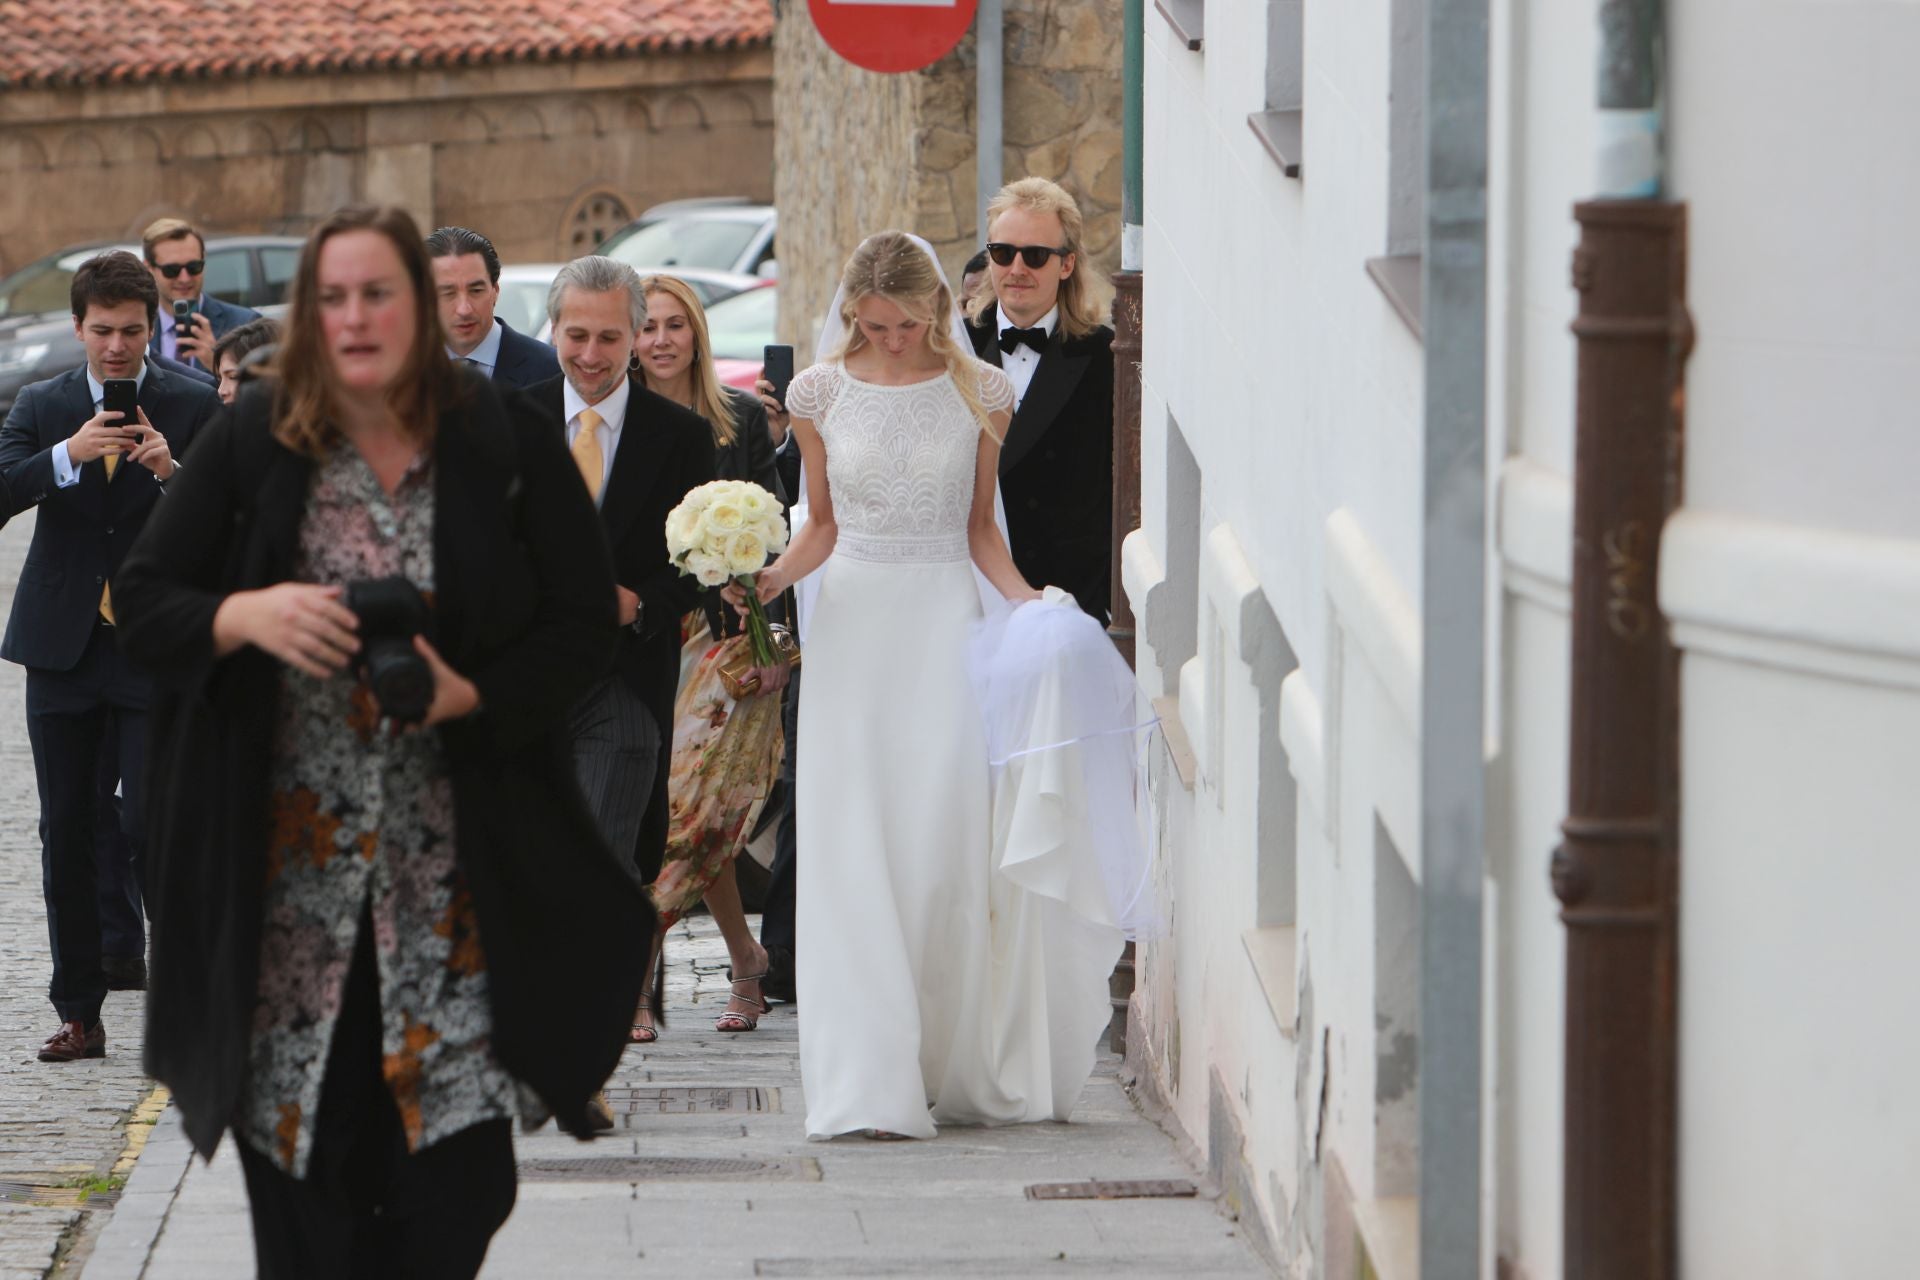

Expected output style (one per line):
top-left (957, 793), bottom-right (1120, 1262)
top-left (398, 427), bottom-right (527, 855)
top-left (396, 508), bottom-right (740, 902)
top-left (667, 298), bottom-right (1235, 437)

top-left (0, 53), bottom-right (773, 277)
top-left (773, 0), bottom-right (1123, 351)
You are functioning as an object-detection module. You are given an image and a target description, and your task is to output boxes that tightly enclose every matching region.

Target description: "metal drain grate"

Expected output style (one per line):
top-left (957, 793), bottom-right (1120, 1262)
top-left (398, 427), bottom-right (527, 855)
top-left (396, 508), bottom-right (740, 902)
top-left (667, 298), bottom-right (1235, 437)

top-left (518, 1156), bottom-right (820, 1183)
top-left (602, 1086), bottom-right (775, 1114)
top-left (1025, 1178), bottom-right (1198, 1201)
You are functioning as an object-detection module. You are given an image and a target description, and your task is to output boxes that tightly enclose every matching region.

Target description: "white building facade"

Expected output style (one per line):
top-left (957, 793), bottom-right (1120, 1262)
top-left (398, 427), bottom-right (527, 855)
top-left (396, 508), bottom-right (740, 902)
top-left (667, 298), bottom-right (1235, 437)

top-left (1125, 1), bottom-right (1920, 1277)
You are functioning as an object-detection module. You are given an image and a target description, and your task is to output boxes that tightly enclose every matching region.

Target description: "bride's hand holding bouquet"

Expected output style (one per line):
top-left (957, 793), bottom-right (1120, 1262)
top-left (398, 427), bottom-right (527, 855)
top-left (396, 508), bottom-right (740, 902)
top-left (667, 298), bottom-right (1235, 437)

top-left (666, 479), bottom-right (796, 696)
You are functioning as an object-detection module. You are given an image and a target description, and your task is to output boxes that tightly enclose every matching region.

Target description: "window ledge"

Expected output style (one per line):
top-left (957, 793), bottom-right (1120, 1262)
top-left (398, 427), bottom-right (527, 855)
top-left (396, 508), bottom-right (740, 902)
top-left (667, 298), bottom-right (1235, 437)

top-left (1247, 110), bottom-right (1302, 179)
top-left (1365, 255), bottom-right (1423, 339)
top-left (1155, 0), bottom-right (1204, 51)
top-left (1242, 927), bottom-right (1298, 1038)
top-left (1153, 695), bottom-right (1197, 791)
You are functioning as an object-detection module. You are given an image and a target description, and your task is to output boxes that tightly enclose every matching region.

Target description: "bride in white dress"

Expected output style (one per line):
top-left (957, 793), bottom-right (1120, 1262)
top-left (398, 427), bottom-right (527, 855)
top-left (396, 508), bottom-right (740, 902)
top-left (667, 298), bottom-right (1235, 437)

top-left (732, 232), bottom-right (1127, 1139)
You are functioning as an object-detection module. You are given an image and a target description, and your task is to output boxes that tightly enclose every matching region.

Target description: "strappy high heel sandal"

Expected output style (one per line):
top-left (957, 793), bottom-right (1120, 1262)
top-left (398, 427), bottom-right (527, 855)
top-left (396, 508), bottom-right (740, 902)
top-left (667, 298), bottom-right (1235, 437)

top-left (714, 971), bottom-right (769, 1033)
top-left (631, 951), bottom-right (667, 1044)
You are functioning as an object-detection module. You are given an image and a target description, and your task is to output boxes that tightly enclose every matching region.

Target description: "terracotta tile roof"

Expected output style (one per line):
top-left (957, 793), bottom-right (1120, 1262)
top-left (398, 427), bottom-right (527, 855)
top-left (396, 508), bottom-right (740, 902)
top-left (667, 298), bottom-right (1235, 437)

top-left (0, 0), bottom-right (773, 89)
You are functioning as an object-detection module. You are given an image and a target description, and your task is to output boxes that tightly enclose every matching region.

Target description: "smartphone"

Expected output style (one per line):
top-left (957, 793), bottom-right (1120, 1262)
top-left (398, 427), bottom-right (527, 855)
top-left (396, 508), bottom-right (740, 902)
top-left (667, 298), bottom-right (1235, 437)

top-left (172, 298), bottom-right (194, 325)
top-left (762, 344), bottom-right (795, 409)
top-left (101, 378), bottom-right (139, 438)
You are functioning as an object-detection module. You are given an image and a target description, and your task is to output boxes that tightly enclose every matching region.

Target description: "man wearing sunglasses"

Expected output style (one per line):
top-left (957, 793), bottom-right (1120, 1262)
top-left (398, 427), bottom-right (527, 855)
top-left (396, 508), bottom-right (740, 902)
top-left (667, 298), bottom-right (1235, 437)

top-left (141, 218), bottom-right (261, 375)
top-left (966, 177), bottom-right (1117, 624)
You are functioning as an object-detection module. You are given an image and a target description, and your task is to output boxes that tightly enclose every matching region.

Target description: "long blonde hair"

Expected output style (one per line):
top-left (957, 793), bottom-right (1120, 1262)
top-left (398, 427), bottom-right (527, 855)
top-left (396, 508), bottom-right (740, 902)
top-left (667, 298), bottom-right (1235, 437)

top-left (830, 231), bottom-right (997, 438)
top-left (637, 274), bottom-right (736, 448)
top-left (965, 176), bottom-right (1111, 339)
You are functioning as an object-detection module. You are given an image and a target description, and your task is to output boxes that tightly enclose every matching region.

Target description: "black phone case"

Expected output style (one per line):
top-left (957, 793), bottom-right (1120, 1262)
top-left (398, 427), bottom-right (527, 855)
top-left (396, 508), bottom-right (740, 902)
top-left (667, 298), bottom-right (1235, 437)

top-left (763, 345), bottom-right (796, 405)
top-left (101, 379), bottom-right (139, 430)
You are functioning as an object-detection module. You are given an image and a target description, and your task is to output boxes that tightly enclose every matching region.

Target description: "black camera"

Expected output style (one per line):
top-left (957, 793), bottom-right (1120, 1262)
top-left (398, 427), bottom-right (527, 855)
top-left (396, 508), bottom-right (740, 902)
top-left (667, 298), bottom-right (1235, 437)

top-left (344, 577), bottom-right (435, 725)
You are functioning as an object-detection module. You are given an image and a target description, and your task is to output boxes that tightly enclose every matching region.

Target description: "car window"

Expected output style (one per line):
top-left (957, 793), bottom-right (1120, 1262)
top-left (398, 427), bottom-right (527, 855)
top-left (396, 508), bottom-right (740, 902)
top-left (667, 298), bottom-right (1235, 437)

top-left (704, 287), bottom-right (777, 361)
top-left (261, 248), bottom-right (299, 302)
top-left (0, 261), bottom-right (71, 320)
top-left (203, 249), bottom-right (254, 305)
top-left (603, 216), bottom-right (760, 274)
top-left (752, 231), bottom-right (777, 274)
top-left (496, 279), bottom-right (553, 336)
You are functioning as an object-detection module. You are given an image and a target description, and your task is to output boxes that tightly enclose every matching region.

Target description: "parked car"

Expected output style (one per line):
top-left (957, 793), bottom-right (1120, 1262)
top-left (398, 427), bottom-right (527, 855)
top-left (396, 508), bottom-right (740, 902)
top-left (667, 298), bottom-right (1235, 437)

top-left (517, 263), bottom-right (761, 343)
top-left (600, 203), bottom-right (777, 280)
top-left (703, 282), bottom-right (779, 391)
top-left (0, 233), bottom-right (303, 417)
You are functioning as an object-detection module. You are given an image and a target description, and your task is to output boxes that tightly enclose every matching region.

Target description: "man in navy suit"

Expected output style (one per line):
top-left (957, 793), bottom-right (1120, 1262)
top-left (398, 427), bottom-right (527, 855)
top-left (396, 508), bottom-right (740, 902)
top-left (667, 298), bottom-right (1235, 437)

top-left (426, 225), bottom-right (561, 389)
top-left (0, 251), bottom-right (219, 1062)
top-left (142, 218), bottom-right (261, 374)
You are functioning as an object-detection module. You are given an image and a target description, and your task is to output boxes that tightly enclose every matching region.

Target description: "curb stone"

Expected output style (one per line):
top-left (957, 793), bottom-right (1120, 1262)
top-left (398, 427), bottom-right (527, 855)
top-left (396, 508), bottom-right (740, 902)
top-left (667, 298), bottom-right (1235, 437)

top-left (81, 1100), bottom-right (195, 1279)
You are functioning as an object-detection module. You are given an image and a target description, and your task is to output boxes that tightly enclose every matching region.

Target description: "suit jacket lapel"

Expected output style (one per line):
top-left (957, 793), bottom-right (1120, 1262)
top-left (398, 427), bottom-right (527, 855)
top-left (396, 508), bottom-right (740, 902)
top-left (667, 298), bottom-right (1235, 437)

top-left (998, 331), bottom-right (1092, 476)
top-left (597, 375), bottom-right (658, 547)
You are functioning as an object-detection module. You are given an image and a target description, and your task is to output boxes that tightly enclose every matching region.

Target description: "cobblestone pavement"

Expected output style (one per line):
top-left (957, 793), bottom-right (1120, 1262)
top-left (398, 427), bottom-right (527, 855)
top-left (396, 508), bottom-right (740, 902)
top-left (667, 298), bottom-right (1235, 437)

top-left (131, 915), bottom-right (1271, 1278)
top-left (0, 511), bottom-right (160, 1280)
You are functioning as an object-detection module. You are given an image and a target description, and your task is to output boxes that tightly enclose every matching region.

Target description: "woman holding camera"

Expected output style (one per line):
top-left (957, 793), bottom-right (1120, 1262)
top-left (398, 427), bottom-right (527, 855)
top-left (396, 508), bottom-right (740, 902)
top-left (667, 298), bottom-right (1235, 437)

top-left (114, 206), bottom-right (650, 1280)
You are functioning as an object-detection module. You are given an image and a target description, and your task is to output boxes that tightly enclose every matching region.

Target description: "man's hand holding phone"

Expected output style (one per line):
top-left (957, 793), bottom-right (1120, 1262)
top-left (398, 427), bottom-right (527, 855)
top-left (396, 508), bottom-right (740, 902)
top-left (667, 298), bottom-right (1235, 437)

top-left (126, 409), bottom-right (174, 479)
top-left (176, 311), bottom-right (216, 367)
top-left (68, 408), bottom-right (140, 464)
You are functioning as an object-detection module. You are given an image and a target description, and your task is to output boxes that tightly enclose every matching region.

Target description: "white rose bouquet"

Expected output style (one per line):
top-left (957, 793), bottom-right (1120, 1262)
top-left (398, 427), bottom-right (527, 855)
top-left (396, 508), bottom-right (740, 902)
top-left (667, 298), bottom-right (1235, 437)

top-left (665, 479), bottom-right (791, 676)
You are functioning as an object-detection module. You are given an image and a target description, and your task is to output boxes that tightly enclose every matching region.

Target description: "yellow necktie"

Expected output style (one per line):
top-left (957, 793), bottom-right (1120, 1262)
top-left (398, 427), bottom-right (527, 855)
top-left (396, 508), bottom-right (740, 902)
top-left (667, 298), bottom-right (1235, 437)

top-left (572, 407), bottom-right (604, 502)
top-left (100, 443), bottom-right (120, 623)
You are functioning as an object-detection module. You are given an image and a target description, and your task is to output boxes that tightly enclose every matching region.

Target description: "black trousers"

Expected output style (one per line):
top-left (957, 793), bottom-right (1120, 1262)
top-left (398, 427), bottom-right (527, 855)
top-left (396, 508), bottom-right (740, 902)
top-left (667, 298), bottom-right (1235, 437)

top-left (237, 910), bottom-right (517, 1280)
top-left (93, 722), bottom-right (145, 958)
top-left (759, 667), bottom-right (799, 956)
top-left (24, 621), bottom-right (149, 1025)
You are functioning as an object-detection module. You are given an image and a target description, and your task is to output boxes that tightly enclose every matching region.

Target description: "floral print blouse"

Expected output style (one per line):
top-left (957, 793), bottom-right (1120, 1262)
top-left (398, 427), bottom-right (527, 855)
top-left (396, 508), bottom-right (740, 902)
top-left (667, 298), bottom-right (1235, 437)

top-left (237, 445), bottom-right (517, 1179)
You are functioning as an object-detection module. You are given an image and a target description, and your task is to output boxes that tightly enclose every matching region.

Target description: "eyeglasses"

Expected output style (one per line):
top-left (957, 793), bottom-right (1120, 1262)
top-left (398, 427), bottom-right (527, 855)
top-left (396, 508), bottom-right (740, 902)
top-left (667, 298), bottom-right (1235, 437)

top-left (153, 260), bottom-right (205, 279)
top-left (985, 243), bottom-right (1070, 270)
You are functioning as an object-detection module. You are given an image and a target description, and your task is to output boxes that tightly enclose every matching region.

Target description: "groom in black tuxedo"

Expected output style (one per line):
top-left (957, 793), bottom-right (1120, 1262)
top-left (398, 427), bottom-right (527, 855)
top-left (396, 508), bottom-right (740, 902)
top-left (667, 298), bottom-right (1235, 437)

top-left (967, 178), bottom-right (1116, 623)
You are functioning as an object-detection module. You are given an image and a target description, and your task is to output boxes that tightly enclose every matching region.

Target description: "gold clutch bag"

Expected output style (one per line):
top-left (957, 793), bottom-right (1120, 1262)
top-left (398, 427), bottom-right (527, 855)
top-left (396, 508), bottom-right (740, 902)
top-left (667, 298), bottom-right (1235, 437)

top-left (718, 624), bottom-right (802, 699)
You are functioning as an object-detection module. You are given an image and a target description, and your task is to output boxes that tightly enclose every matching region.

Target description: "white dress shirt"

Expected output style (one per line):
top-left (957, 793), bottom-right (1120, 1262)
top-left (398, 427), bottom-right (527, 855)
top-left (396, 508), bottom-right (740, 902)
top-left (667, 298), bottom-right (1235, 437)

top-left (563, 374), bottom-right (631, 504)
top-left (53, 363), bottom-right (149, 489)
top-left (998, 304), bottom-right (1057, 411)
top-left (447, 319), bottom-right (505, 379)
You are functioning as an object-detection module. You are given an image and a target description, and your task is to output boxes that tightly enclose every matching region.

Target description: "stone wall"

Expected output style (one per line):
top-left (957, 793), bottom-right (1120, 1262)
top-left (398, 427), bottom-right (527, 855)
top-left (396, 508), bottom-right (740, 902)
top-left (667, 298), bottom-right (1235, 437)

top-left (773, 0), bottom-right (1123, 351)
top-left (0, 51), bottom-right (773, 275)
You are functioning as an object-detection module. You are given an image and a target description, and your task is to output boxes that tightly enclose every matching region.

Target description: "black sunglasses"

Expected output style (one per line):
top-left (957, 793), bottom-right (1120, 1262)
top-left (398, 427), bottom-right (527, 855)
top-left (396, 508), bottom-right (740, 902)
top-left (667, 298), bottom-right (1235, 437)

top-left (985, 242), bottom-right (1070, 270)
top-left (154, 259), bottom-right (205, 279)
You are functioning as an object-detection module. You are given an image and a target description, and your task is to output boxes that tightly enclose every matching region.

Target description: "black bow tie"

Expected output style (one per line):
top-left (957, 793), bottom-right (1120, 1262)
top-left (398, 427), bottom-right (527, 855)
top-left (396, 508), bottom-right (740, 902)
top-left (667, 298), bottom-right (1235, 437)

top-left (999, 326), bottom-right (1049, 356)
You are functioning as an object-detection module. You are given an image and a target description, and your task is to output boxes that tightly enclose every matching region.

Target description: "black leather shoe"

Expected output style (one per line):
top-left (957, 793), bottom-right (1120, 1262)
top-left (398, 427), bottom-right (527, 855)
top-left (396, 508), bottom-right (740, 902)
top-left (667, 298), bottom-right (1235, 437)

top-left (103, 954), bottom-right (147, 991)
top-left (39, 1020), bottom-right (106, 1062)
top-left (762, 946), bottom-right (796, 1004)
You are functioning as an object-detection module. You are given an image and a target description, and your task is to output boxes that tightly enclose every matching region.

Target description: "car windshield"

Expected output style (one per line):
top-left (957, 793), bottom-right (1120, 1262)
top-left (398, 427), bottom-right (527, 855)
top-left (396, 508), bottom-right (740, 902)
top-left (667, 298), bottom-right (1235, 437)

top-left (0, 260), bottom-right (77, 321)
top-left (496, 278), bottom-right (553, 336)
top-left (704, 286), bottom-right (777, 361)
top-left (603, 216), bottom-right (759, 273)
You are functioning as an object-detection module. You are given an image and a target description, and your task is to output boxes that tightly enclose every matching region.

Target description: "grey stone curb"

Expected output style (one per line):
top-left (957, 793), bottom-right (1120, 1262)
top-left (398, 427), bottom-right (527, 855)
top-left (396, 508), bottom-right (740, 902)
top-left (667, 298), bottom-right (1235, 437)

top-left (81, 1101), bottom-right (194, 1280)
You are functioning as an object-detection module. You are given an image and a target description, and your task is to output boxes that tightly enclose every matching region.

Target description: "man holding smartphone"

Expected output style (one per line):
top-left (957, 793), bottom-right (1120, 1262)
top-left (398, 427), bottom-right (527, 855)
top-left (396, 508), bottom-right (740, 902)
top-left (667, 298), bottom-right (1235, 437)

top-left (142, 218), bottom-right (260, 374)
top-left (0, 251), bottom-right (219, 1063)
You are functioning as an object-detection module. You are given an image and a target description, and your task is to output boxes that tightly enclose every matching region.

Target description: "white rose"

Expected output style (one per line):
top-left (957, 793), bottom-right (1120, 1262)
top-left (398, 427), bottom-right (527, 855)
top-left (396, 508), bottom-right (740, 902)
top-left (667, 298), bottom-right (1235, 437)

top-left (752, 512), bottom-right (789, 553)
top-left (725, 529), bottom-right (769, 575)
top-left (704, 501), bottom-right (747, 536)
top-left (738, 485), bottom-right (770, 518)
top-left (685, 550), bottom-right (730, 587)
top-left (665, 506), bottom-right (702, 556)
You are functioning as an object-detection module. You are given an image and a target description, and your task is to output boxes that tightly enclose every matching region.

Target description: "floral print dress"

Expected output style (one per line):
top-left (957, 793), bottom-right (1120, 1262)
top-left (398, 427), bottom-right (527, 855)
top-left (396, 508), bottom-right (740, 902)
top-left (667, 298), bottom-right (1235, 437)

top-left (236, 446), bottom-right (517, 1179)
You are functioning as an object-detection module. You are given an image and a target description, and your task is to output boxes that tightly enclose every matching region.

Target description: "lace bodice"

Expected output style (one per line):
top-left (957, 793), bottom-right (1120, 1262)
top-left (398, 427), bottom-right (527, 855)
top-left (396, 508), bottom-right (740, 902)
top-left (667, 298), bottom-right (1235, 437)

top-left (788, 360), bottom-right (1014, 564)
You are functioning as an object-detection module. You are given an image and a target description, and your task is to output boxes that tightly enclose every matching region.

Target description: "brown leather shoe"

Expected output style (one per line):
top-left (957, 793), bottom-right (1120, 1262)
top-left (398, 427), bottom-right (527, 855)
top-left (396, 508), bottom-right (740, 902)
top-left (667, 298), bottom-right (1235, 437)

top-left (38, 1020), bottom-right (105, 1063)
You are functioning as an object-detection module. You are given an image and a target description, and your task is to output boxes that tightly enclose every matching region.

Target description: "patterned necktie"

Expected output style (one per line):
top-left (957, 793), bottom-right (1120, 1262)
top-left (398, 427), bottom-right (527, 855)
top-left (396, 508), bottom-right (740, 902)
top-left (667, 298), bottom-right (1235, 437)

top-left (572, 407), bottom-right (604, 501)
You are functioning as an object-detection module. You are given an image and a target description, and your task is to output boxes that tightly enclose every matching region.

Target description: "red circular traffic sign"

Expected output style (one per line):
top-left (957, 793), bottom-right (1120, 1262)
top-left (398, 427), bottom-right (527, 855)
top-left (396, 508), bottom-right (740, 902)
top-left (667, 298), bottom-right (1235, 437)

top-left (809, 0), bottom-right (980, 75)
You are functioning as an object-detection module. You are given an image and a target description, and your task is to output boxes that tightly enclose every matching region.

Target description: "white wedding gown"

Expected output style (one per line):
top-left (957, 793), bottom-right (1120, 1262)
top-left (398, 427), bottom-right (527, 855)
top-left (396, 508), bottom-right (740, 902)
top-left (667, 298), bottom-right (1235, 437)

top-left (789, 359), bottom-right (1124, 1139)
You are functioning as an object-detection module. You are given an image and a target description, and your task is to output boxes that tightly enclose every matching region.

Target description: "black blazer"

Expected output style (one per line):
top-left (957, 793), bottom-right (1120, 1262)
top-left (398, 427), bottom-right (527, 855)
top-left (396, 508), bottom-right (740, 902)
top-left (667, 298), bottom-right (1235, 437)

top-left (492, 319), bottom-right (562, 390)
top-left (0, 362), bottom-right (219, 670)
top-left (111, 370), bottom-right (650, 1159)
top-left (521, 372), bottom-right (716, 730)
top-left (969, 303), bottom-right (1116, 621)
top-left (148, 294), bottom-right (261, 372)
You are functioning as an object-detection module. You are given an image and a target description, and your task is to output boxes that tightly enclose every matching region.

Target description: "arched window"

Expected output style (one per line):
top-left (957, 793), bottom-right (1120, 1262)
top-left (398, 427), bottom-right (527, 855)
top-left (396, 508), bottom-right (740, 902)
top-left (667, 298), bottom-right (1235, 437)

top-left (562, 189), bottom-right (633, 256)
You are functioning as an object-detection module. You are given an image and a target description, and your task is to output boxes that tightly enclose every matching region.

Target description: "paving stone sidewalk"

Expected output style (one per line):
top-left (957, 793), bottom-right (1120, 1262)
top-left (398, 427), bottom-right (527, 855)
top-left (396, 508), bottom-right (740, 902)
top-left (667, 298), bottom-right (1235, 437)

top-left (112, 915), bottom-right (1271, 1278)
top-left (0, 511), bottom-right (163, 1280)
